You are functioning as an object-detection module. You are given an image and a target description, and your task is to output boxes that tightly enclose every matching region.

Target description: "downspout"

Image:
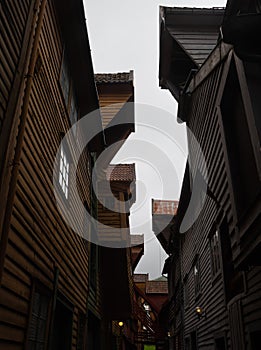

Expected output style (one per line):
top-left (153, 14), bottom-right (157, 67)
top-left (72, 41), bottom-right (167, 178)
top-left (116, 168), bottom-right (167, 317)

top-left (0, 0), bottom-right (41, 198)
top-left (0, 0), bottom-right (48, 284)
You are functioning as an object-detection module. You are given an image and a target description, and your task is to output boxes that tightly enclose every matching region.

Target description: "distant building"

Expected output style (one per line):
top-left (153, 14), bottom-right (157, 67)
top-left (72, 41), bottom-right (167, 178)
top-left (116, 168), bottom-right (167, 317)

top-left (158, 2), bottom-right (261, 350)
top-left (134, 274), bottom-right (169, 349)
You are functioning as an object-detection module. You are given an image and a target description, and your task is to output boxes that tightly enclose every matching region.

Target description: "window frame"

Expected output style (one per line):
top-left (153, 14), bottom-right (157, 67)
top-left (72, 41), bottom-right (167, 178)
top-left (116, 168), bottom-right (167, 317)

top-left (193, 255), bottom-right (201, 299)
top-left (184, 275), bottom-right (190, 309)
top-left (59, 143), bottom-right (70, 199)
top-left (59, 48), bottom-right (79, 132)
top-left (26, 281), bottom-right (52, 350)
top-left (209, 227), bottom-right (222, 282)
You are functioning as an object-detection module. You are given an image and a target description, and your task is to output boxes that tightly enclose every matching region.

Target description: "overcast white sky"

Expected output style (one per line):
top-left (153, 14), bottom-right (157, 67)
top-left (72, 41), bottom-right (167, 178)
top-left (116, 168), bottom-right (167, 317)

top-left (84, 0), bottom-right (227, 279)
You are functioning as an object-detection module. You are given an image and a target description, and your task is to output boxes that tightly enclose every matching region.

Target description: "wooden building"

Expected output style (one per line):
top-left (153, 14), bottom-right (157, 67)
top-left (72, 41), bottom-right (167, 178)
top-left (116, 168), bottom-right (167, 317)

top-left (158, 4), bottom-right (261, 350)
top-left (98, 164), bottom-right (139, 350)
top-left (152, 200), bottom-right (180, 350)
top-left (0, 0), bottom-right (106, 349)
top-left (0, 0), bottom-right (138, 349)
top-left (133, 273), bottom-right (169, 350)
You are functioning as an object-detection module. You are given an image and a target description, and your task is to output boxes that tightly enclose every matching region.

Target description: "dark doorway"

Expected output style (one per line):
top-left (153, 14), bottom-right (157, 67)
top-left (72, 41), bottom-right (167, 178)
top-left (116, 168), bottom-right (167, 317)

top-left (190, 331), bottom-right (198, 350)
top-left (87, 311), bottom-right (101, 349)
top-left (215, 336), bottom-right (226, 350)
top-left (52, 298), bottom-right (73, 350)
top-left (250, 330), bottom-right (261, 350)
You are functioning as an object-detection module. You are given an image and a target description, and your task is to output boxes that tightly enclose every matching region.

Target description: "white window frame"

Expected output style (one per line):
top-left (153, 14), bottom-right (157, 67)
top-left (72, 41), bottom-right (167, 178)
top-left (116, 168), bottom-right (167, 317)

top-left (59, 145), bottom-right (69, 199)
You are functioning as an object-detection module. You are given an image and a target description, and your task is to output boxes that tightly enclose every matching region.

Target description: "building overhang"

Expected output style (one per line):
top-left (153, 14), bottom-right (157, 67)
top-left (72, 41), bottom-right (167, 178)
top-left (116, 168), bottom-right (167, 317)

top-left (159, 6), bottom-right (224, 102)
top-left (53, 0), bottom-right (105, 153)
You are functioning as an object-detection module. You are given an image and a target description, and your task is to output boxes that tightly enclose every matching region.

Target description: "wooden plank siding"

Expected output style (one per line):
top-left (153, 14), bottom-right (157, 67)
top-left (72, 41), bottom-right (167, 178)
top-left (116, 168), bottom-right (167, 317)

top-left (0, 0), bottom-right (101, 348)
top-left (179, 55), bottom-right (230, 346)
top-left (159, 4), bottom-right (261, 349)
top-left (0, 0), bottom-right (31, 134)
top-left (99, 92), bottom-right (133, 129)
top-left (172, 46), bottom-right (260, 350)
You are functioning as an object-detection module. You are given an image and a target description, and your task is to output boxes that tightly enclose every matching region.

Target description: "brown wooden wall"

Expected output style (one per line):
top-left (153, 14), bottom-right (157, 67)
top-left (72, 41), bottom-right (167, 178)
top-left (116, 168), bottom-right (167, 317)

top-left (0, 0), bottom-right (31, 135)
top-left (97, 85), bottom-right (133, 129)
top-left (182, 58), bottom-right (230, 348)
top-left (97, 182), bottom-right (131, 245)
top-left (179, 45), bottom-right (261, 349)
top-left (0, 0), bottom-right (95, 348)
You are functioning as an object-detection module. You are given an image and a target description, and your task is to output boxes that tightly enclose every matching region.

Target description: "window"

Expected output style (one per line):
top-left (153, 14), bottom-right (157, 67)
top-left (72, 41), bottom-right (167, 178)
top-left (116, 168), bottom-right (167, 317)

top-left (89, 223), bottom-right (98, 293)
top-left (193, 257), bottom-right (201, 297)
top-left (210, 229), bottom-right (221, 279)
top-left (69, 92), bottom-right (78, 136)
top-left (59, 145), bottom-right (69, 198)
top-left (60, 50), bottom-right (79, 134)
top-left (28, 290), bottom-right (50, 350)
top-left (184, 276), bottom-right (190, 308)
top-left (60, 52), bottom-right (70, 107)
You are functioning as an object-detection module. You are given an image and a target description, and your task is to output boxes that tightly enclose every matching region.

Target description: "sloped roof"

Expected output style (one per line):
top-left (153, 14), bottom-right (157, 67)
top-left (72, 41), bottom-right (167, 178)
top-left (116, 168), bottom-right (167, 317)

top-left (159, 6), bottom-right (225, 101)
top-left (152, 200), bottom-right (178, 215)
top-left (95, 71), bottom-right (133, 84)
top-left (162, 7), bottom-right (224, 66)
top-left (106, 164), bottom-right (136, 182)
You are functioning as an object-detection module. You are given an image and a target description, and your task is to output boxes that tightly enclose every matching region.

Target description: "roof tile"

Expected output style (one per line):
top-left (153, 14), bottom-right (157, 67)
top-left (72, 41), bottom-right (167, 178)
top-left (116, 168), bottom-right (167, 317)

top-left (152, 200), bottom-right (178, 215)
top-left (95, 71), bottom-right (133, 84)
top-left (106, 164), bottom-right (136, 182)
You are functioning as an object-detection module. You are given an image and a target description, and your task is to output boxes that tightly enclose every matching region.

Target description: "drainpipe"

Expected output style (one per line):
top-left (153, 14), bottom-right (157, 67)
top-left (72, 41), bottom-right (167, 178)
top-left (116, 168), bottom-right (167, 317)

top-left (0, 0), bottom-right (48, 284)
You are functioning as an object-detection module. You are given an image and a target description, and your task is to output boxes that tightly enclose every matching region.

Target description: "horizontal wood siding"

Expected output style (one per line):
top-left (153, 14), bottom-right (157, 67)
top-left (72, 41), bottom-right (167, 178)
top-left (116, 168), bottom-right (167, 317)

top-left (241, 267), bottom-right (261, 349)
top-left (97, 88), bottom-right (133, 129)
top-left (0, 0), bottom-right (93, 348)
top-left (97, 185), bottom-right (131, 244)
top-left (181, 57), bottom-right (235, 348)
top-left (0, 0), bottom-right (30, 133)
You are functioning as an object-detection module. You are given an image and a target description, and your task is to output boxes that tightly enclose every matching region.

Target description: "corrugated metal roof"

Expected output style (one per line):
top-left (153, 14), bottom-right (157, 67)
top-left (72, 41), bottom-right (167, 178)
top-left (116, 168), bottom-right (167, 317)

top-left (106, 164), bottom-right (135, 182)
top-left (95, 71), bottom-right (133, 84)
top-left (152, 200), bottom-right (178, 215)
